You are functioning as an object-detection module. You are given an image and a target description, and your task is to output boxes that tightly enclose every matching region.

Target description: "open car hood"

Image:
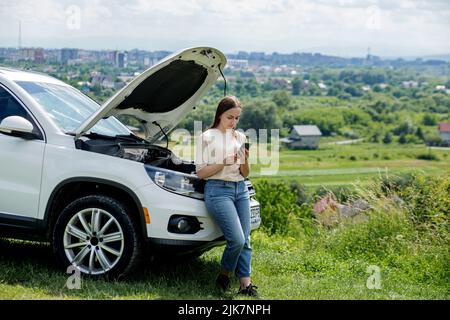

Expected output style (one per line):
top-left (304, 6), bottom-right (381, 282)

top-left (74, 47), bottom-right (227, 142)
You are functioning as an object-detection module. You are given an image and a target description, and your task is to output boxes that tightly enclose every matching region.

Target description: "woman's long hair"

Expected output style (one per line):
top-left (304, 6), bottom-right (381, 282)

top-left (209, 96), bottom-right (242, 129)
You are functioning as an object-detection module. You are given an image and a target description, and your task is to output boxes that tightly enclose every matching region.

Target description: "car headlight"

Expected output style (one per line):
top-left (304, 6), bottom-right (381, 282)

top-left (145, 165), bottom-right (204, 199)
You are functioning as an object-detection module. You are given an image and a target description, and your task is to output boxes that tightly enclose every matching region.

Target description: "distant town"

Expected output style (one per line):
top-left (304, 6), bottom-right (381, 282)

top-left (1, 47), bottom-right (449, 69)
top-left (2, 46), bottom-right (450, 97)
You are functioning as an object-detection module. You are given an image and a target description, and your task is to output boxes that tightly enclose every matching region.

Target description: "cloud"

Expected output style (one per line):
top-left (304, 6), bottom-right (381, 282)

top-left (0, 0), bottom-right (449, 56)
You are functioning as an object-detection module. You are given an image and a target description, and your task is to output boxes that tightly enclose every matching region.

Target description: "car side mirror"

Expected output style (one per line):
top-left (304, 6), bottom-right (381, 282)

top-left (0, 116), bottom-right (38, 139)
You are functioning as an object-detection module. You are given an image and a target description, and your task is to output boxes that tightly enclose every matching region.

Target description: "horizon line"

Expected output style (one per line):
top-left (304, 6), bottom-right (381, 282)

top-left (2, 45), bottom-right (450, 60)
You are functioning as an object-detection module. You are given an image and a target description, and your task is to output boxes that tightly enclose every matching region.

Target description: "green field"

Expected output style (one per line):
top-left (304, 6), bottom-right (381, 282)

top-left (249, 142), bottom-right (449, 186)
top-left (171, 141), bottom-right (449, 186)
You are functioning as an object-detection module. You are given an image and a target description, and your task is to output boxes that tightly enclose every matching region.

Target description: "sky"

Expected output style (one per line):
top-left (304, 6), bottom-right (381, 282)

top-left (0, 0), bottom-right (449, 57)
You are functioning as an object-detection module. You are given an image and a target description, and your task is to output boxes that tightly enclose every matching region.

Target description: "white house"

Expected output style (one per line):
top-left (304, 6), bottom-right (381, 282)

top-left (438, 123), bottom-right (450, 143)
top-left (281, 125), bottom-right (322, 149)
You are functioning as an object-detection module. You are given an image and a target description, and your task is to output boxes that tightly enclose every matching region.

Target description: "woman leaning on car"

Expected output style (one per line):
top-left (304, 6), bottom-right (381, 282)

top-left (196, 96), bottom-right (257, 297)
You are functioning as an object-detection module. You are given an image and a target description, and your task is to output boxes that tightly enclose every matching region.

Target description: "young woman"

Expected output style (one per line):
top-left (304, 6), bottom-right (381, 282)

top-left (195, 96), bottom-right (257, 296)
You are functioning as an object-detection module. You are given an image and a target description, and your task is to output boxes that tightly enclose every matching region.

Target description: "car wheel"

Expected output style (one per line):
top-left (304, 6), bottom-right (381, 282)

top-left (53, 195), bottom-right (142, 278)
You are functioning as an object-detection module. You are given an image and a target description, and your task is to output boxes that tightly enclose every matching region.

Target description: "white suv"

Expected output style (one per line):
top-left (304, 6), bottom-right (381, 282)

top-left (0, 47), bottom-right (261, 278)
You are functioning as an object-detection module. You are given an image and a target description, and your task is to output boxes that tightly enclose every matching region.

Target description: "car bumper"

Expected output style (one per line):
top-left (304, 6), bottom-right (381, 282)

top-left (136, 182), bottom-right (261, 246)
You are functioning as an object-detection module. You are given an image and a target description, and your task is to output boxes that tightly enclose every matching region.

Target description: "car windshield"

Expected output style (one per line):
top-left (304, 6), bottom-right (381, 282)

top-left (15, 81), bottom-right (131, 136)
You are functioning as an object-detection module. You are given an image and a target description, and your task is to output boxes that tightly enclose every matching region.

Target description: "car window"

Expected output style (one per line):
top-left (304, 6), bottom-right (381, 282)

top-left (16, 81), bottom-right (131, 136)
top-left (0, 85), bottom-right (33, 123)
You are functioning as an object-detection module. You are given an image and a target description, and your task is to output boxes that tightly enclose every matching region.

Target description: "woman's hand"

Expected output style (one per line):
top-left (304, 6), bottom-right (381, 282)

top-left (239, 148), bottom-right (250, 177)
top-left (237, 145), bottom-right (249, 164)
top-left (244, 148), bottom-right (249, 160)
top-left (223, 153), bottom-right (238, 166)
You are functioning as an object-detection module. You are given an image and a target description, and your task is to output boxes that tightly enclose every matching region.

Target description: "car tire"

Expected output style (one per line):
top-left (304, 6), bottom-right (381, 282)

top-left (52, 195), bottom-right (142, 279)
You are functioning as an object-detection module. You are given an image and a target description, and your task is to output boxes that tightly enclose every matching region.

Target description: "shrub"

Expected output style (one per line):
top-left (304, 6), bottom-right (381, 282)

top-left (379, 173), bottom-right (450, 229)
top-left (382, 133), bottom-right (393, 144)
top-left (312, 185), bottom-right (355, 203)
top-left (416, 153), bottom-right (439, 161)
top-left (253, 180), bottom-right (313, 235)
top-left (323, 207), bottom-right (415, 260)
top-left (422, 114), bottom-right (437, 126)
top-left (380, 172), bottom-right (417, 194)
top-left (289, 181), bottom-right (310, 205)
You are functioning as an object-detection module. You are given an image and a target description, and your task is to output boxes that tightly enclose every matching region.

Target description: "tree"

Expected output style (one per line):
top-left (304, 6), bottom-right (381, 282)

top-left (373, 85), bottom-right (382, 93)
top-left (382, 132), bottom-right (393, 144)
top-left (370, 131), bottom-right (381, 143)
top-left (342, 109), bottom-right (371, 126)
top-left (291, 77), bottom-right (301, 96)
top-left (416, 127), bottom-right (425, 141)
top-left (393, 121), bottom-right (415, 136)
top-left (262, 79), bottom-right (276, 91)
top-left (293, 107), bottom-right (345, 136)
top-left (327, 86), bottom-right (341, 96)
top-left (399, 134), bottom-right (407, 144)
top-left (272, 90), bottom-right (291, 108)
top-left (234, 78), bottom-right (243, 96)
top-left (362, 71), bottom-right (386, 85)
top-left (392, 90), bottom-right (404, 98)
top-left (244, 79), bottom-right (260, 97)
top-left (422, 114), bottom-right (437, 126)
top-left (307, 85), bottom-right (322, 96)
top-left (239, 99), bottom-right (283, 132)
top-left (344, 85), bottom-right (363, 97)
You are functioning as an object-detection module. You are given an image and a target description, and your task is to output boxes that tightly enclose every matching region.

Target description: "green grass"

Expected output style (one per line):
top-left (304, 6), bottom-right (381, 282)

top-left (0, 144), bottom-right (448, 300)
top-left (1, 225), bottom-right (448, 300)
top-left (171, 141), bottom-right (449, 187)
top-left (249, 143), bottom-right (449, 186)
top-left (171, 140), bottom-right (449, 186)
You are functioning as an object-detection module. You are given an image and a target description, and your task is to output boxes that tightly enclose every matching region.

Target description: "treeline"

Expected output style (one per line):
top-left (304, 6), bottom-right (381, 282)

top-left (177, 77), bottom-right (450, 145)
top-left (6, 60), bottom-right (448, 144)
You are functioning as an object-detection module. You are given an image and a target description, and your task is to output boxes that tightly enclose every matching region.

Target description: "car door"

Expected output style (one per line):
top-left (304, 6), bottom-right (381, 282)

top-left (0, 84), bottom-right (45, 220)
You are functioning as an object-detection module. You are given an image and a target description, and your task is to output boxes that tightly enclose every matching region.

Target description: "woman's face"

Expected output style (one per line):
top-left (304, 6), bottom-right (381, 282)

top-left (219, 107), bottom-right (241, 130)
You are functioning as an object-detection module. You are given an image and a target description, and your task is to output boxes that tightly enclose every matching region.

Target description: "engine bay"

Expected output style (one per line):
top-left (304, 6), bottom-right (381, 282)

top-left (75, 133), bottom-right (197, 175)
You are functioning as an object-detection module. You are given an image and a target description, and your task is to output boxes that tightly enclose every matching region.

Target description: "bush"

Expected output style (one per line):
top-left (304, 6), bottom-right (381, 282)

top-left (312, 185), bottom-right (355, 203)
top-left (289, 181), bottom-right (310, 205)
top-left (379, 173), bottom-right (450, 229)
top-left (254, 174), bottom-right (448, 242)
top-left (402, 175), bottom-right (449, 228)
top-left (425, 136), bottom-right (443, 146)
top-left (416, 153), bottom-right (439, 161)
top-left (323, 208), bottom-right (415, 260)
top-left (380, 172), bottom-right (417, 194)
top-left (422, 114), bottom-right (437, 126)
top-left (382, 133), bottom-right (393, 144)
top-left (253, 180), bottom-right (313, 235)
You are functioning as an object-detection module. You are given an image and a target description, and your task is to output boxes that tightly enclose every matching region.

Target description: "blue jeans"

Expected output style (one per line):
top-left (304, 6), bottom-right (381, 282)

top-left (204, 179), bottom-right (252, 278)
